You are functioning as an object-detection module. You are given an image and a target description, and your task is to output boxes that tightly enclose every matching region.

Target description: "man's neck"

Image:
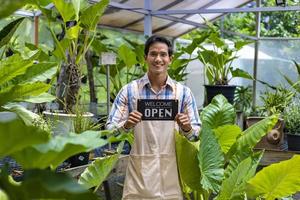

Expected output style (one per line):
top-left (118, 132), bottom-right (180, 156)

top-left (147, 72), bottom-right (168, 92)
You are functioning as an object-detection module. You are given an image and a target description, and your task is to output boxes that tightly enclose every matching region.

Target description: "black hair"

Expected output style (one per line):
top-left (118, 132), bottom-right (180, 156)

top-left (144, 35), bottom-right (173, 57)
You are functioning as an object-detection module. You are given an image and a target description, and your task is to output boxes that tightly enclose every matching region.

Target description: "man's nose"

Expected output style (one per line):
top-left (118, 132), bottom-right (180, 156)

top-left (154, 55), bottom-right (162, 62)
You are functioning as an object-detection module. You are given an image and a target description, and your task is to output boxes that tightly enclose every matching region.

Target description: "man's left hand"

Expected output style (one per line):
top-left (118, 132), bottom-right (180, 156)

top-left (175, 113), bottom-right (192, 132)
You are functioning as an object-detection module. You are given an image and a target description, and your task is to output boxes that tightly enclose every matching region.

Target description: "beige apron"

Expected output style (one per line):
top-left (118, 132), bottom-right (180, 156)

top-left (123, 82), bottom-right (182, 200)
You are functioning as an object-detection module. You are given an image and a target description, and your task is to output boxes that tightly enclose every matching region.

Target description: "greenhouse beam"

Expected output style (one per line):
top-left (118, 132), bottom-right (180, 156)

top-left (152, 6), bottom-right (300, 15)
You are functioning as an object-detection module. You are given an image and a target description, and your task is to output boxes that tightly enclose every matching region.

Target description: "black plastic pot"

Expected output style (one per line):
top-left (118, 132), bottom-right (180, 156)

top-left (204, 85), bottom-right (236, 105)
top-left (286, 133), bottom-right (300, 151)
top-left (68, 152), bottom-right (90, 167)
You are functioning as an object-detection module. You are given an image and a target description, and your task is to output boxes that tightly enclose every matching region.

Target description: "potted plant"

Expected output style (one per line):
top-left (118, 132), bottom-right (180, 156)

top-left (34, 0), bottom-right (109, 113)
top-left (35, 0), bottom-right (109, 134)
top-left (183, 20), bottom-right (253, 105)
top-left (246, 86), bottom-right (294, 149)
top-left (234, 85), bottom-right (253, 129)
top-left (284, 99), bottom-right (300, 151)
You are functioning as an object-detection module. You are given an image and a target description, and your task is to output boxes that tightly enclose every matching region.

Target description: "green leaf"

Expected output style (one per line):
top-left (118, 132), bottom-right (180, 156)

top-left (66, 24), bottom-right (80, 39)
top-left (108, 132), bottom-right (134, 145)
top-left (11, 131), bottom-right (107, 169)
top-left (214, 125), bottom-right (242, 154)
top-left (0, 17), bottom-right (24, 48)
top-left (53, 0), bottom-right (76, 22)
top-left (236, 115), bottom-right (278, 151)
top-left (52, 38), bottom-right (70, 60)
top-left (13, 62), bottom-right (57, 84)
top-left (0, 189), bottom-right (8, 200)
top-left (22, 93), bottom-right (56, 103)
top-left (0, 112), bottom-right (50, 157)
top-left (293, 60), bottom-right (300, 75)
top-left (247, 155), bottom-right (300, 200)
top-left (224, 148), bottom-right (254, 178)
top-left (71, 0), bottom-right (82, 21)
top-left (231, 68), bottom-right (253, 80)
top-left (91, 39), bottom-right (108, 54)
top-left (183, 34), bottom-right (209, 55)
top-left (0, 1), bottom-right (31, 19)
top-left (201, 94), bottom-right (236, 129)
top-left (80, 0), bottom-right (109, 30)
top-left (234, 40), bottom-right (252, 50)
top-left (78, 154), bottom-right (119, 189)
top-left (0, 169), bottom-right (98, 199)
top-left (216, 152), bottom-right (262, 200)
top-left (198, 124), bottom-right (224, 193)
top-left (175, 132), bottom-right (202, 191)
top-left (3, 103), bottom-right (40, 126)
top-left (209, 32), bottom-right (225, 48)
top-left (118, 44), bottom-right (138, 68)
top-left (0, 54), bottom-right (33, 86)
top-left (0, 82), bottom-right (51, 107)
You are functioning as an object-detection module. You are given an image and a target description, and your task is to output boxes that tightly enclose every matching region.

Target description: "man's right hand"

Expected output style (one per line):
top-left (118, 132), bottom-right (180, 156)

top-left (124, 111), bottom-right (143, 129)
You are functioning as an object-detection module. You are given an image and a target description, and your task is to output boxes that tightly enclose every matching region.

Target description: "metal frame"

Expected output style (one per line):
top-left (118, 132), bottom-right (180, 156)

top-left (151, 6), bottom-right (300, 15)
top-left (12, 0), bottom-right (300, 108)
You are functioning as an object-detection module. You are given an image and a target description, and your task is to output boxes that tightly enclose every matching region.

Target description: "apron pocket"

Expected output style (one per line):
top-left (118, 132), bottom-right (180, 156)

top-left (160, 155), bottom-right (182, 198)
top-left (123, 155), bottom-right (161, 199)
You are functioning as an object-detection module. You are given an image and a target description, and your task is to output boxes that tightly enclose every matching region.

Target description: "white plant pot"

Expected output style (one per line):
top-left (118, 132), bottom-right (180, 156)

top-left (43, 111), bottom-right (94, 136)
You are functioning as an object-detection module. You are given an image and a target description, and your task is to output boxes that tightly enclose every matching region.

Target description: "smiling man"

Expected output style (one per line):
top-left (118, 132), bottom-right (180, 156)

top-left (106, 35), bottom-right (201, 200)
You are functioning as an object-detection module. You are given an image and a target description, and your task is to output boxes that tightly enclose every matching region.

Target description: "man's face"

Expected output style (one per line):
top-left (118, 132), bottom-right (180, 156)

top-left (145, 42), bottom-right (172, 76)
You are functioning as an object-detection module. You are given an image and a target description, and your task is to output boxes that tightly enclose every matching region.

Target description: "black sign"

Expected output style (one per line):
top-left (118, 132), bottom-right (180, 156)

top-left (137, 99), bottom-right (178, 121)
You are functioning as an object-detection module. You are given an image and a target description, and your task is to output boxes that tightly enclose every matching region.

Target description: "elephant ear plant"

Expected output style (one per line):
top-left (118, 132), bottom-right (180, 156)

top-left (35, 0), bottom-right (109, 113)
top-left (183, 21), bottom-right (253, 86)
top-left (182, 20), bottom-right (253, 104)
top-left (175, 95), bottom-right (300, 200)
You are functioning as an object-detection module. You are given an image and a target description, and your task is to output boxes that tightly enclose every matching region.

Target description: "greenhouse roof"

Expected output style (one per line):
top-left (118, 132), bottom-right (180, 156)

top-left (99, 0), bottom-right (253, 37)
top-left (14, 0), bottom-right (300, 38)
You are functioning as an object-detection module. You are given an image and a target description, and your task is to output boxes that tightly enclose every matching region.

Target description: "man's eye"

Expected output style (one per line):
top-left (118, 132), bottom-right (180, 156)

top-left (149, 52), bottom-right (157, 57)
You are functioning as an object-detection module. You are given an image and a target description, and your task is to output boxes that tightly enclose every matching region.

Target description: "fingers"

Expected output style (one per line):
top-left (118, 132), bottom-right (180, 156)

top-left (175, 113), bottom-right (192, 132)
top-left (124, 111), bottom-right (142, 129)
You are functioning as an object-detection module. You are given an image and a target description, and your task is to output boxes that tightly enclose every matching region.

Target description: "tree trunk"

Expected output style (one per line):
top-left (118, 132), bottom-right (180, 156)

top-left (65, 56), bottom-right (81, 113)
top-left (56, 63), bottom-right (67, 110)
top-left (85, 50), bottom-right (97, 103)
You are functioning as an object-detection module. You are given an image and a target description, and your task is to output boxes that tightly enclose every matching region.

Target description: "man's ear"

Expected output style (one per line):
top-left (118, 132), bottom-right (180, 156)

top-left (169, 55), bottom-right (173, 62)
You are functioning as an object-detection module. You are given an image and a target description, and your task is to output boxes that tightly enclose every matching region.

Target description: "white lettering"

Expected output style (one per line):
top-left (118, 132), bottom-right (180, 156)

top-left (145, 109), bottom-right (151, 117)
top-left (165, 109), bottom-right (172, 117)
top-left (152, 108), bottom-right (158, 117)
top-left (159, 109), bottom-right (164, 117)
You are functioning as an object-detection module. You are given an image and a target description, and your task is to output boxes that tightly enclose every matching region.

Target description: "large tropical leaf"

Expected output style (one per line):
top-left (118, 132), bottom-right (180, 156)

top-left (0, 169), bottom-right (98, 200)
top-left (175, 132), bottom-right (202, 191)
top-left (0, 189), bottom-right (8, 200)
top-left (13, 62), bottom-right (57, 83)
top-left (3, 103), bottom-right (40, 126)
top-left (231, 68), bottom-right (253, 80)
top-left (201, 94), bottom-right (236, 129)
top-left (0, 17), bottom-right (24, 48)
top-left (235, 115), bottom-right (278, 151)
top-left (11, 131), bottom-right (107, 169)
top-left (224, 148), bottom-right (254, 178)
top-left (53, 0), bottom-right (76, 23)
top-left (247, 155), bottom-right (300, 200)
top-left (216, 152), bottom-right (262, 200)
top-left (0, 82), bottom-right (51, 107)
top-left (0, 54), bottom-right (33, 86)
top-left (118, 44), bottom-right (138, 68)
top-left (0, 112), bottom-right (50, 157)
top-left (78, 154), bottom-right (119, 189)
top-left (213, 125), bottom-right (242, 154)
top-left (80, 0), bottom-right (109, 30)
top-left (22, 92), bottom-right (56, 104)
top-left (198, 124), bottom-right (224, 193)
top-left (0, 1), bottom-right (31, 19)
